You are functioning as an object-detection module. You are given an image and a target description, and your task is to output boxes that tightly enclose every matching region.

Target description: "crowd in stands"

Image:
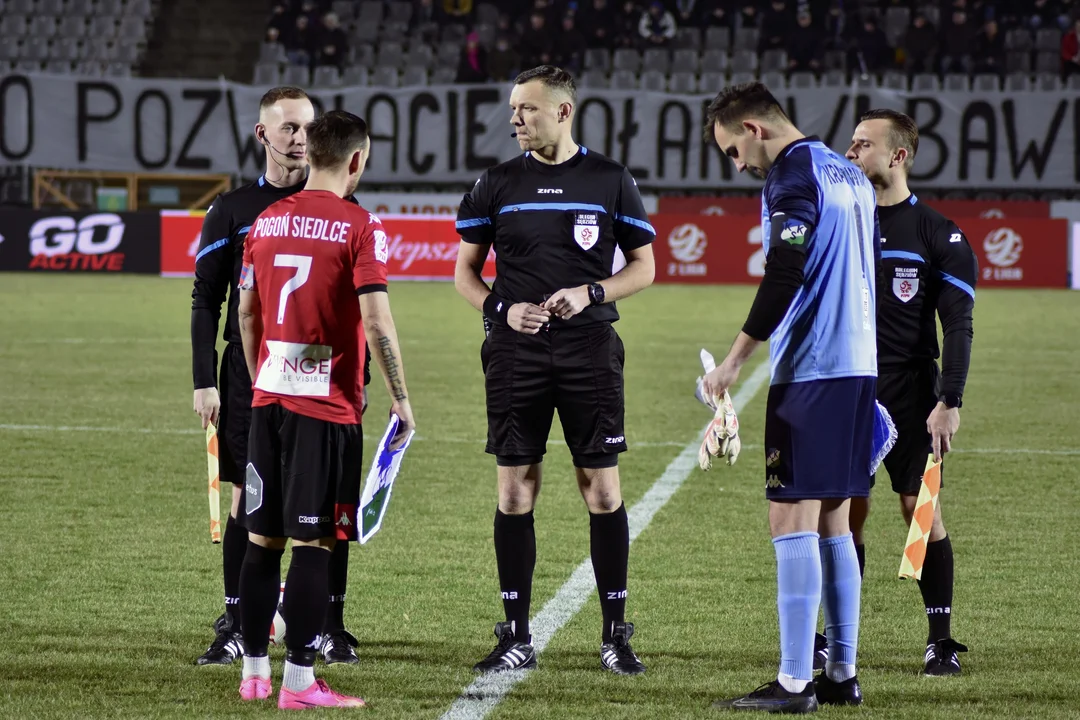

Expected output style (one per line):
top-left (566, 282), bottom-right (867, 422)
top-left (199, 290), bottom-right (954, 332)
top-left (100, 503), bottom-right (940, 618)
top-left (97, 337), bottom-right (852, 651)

top-left (260, 0), bottom-right (1080, 86)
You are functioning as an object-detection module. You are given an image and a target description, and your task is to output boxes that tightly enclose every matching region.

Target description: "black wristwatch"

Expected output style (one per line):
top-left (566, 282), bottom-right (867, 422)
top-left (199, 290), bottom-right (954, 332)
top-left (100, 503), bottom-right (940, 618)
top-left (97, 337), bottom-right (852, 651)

top-left (939, 393), bottom-right (963, 409)
top-left (587, 282), bottom-right (605, 306)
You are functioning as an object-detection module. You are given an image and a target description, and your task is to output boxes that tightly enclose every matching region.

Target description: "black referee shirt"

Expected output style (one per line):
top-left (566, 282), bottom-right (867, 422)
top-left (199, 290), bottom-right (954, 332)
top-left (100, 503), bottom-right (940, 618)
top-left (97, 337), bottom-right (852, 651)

top-left (455, 147), bottom-right (655, 328)
top-left (877, 193), bottom-right (978, 399)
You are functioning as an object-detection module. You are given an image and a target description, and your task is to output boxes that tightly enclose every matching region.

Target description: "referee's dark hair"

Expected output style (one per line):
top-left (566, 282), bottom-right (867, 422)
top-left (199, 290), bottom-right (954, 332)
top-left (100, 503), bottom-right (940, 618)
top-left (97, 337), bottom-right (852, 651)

top-left (259, 86), bottom-right (310, 111)
top-left (860, 108), bottom-right (920, 171)
top-left (515, 65), bottom-right (577, 104)
top-left (703, 81), bottom-right (791, 141)
top-left (305, 111), bottom-right (369, 170)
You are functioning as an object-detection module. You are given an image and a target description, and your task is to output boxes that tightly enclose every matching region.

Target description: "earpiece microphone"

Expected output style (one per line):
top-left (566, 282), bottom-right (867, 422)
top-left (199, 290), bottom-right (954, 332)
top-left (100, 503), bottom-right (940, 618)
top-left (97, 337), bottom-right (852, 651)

top-left (510, 132), bottom-right (517, 138)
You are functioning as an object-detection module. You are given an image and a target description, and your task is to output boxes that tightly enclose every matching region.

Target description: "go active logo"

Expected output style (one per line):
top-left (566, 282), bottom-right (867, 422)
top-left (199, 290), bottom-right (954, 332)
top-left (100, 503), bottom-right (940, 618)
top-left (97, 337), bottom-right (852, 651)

top-left (27, 213), bottom-right (127, 271)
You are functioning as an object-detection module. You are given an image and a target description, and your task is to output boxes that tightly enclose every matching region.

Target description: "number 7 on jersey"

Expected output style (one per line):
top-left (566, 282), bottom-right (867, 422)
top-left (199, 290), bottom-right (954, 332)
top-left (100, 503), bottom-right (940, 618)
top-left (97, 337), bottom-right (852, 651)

top-left (274, 254), bottom-right (312, 324)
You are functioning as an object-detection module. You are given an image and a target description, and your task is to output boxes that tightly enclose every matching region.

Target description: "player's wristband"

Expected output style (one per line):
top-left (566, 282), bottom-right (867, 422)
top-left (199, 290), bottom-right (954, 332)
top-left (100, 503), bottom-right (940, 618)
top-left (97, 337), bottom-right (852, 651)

top-left (483, 293), bottom-right (510, 327)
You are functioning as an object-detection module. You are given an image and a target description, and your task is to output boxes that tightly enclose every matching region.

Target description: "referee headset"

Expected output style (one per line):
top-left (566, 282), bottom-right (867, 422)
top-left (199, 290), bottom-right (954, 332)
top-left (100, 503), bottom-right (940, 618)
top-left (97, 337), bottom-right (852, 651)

top-left (258, 125), bottom-right (296, 185)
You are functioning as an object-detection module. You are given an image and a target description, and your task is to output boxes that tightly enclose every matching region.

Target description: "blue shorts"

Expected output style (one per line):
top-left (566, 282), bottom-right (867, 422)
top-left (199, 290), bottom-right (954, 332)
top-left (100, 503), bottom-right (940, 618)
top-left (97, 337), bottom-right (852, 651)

top-left (763, 377), bottom-right (876, 501)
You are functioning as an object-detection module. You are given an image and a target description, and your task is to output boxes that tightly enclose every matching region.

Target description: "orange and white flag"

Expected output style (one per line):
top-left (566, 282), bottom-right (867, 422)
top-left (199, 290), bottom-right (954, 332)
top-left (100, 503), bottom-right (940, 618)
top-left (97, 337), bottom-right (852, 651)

top-left (207, 422), bottom-right (222, 544)
top-left (898, 455), bottom-right (942, 580)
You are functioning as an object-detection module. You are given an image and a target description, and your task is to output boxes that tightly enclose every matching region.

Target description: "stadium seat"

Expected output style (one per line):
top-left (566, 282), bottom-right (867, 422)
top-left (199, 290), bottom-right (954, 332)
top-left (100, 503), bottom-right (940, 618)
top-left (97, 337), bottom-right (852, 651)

top-left (822, 69), bottom-right (846, 87)
top-left (282, 64), bottom-right (310, 85)
top-left (85, 37), bottom-right (116, 62)
top-left (584, 48), bottom-right (610, 72)
top-left (943, 73), bottom-right (969, 91)
top-left (441, 24), bottom-right (466, 44)
top-left (475, 2), bottom-right (499, 27)
top-left (704, 26), bottom-right (730, 51)
top-left (405, 44), bottom-right (433, 70)
top-left (58, 17), bottom-right (87, 39)
top-left (371, 65), bottom-right (399, 87)
top-left (105, 61), bottom-right (130, 77)
top-left (89, 16), bottom-right (117, 39)
top-left (259, 42), bottom-right (287, 64)
top-left (639, 70), bottom-right (666, 92)
top-left (1035, 51), bottom-right (1060, 74)
top-left (358, 0), bottom-right (384, 25)
top-left (38, 0), bottom-right (64, 14)
top-left (669, 71), bottom-right (697, 94)
top-left (674, 27), bottom-right (700, 50)
top-left (973, 74), bottom-right (1000, 92)
top-left (698, 71), bottom-right (725, 93)
top-left (911, 73), bottom-right (940, 91)
top-left (23, 37), bottom-right (50, 62)
top-left (919, 3), bottom-right (939, 27)
top-left (852, 73), bottom-right (876, 89)
top-left (430, 66), bottom-right (456, 84)
top-left (610, 69), bottom-right (637, 90)
top-left (789, 71), bottom-right (816, 89)
top-left (733, 27), bottom-right (758, 52)
top-left (98, 0), bottom-right (123, 15)
top-left (435, 41), bottom-right (459, 67)
top-left (613, 48), bottom-right (641, 73)
top-left (381, 21), bottom-right (408, 43)
top-left (8, 0), bottom-right (32, 12)
top-left (672, 48), bottom-right (698, 73)
top-left (312, 65), bottom-right (341, 87)
top-left (67, 0), bottom-right (94, 16)
top-left (73, 60), bottom-right (103, 76)
top-left (342, 64), bottom-right (368, 85)
top-left (642, 48), bottom-right (670, 74)
top-left (29, 16), bottom-right (57, 38)
top-left (1006, 51), bottom-right (1032, 73)
top-left (401, 65), bottom-right (427, 86)
top-left (1035, 28), bottom-right (1061, 50)
top-left (697, 49), bottom-right (724, 74)
top-left (386, 2), bottom-right (412, 26)
top-left (729, 70), bottom-right (756, 85)
top-left (1004, 28), bottom-right (1032, 51)
top-left (730, 49), bottom-right (758, 73)
top-left (1004, 72), bottom-right (1032, 92)
top-left (15, 59), bottom-right (41, 72)
top-left (760, 70), bottom-right (786, 90)
top-left (579, 69), bottom-right (609, 89)
top-left (45, 59), bottom-right (70, 73)
top-left (975, 191), bottom-right (1002, 202)
top-left (118, 16), bottom-right (148, 43)
top-left (331, 0), bottom-right (355, 21)
top-left (1034, 73), bottom-right (1061, 91)
top-left (823, 50), bottom-right (846, 71)
top-left (376, 41), bottom-right (404, 69)
top-left (128, 0), bottom-right (154, 17)
top-left (1005, 191), bottom-right (1034, 201)
top-left (881, 70), bottom-right (907, 90)
top-left (1069, 74), bottom-right (1080, 91)
top-left (0, 37), bottom-right (18, 62)
top-left (1, 14), bottom-right (28, 37)
top-left (474, 23), bottom-right (495, 48)
top-left (883, 6), bottom-right (910, 46)
top-left (353, 21), bottom-right (379, 44)
top-left (760, 49), bottom-right (787, 72)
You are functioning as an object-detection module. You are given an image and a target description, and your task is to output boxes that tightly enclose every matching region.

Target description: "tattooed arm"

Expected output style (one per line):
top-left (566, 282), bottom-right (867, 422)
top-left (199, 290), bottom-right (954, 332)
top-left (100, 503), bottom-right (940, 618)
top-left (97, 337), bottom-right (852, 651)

top-left (238, 289), bottom-right (263, 382)
top-left (359, 291), bottom-right (416, 448)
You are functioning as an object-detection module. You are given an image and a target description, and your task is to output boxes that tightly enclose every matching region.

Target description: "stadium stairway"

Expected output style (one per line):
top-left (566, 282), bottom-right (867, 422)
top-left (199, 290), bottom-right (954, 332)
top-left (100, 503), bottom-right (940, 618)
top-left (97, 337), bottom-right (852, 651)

top-left (141, 0), bottom-right (265, 80)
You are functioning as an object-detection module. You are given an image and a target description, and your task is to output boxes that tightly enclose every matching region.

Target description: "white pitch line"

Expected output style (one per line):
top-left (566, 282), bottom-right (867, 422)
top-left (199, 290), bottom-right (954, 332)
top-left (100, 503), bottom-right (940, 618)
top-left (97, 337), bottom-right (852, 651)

top-left (438, 361), bottom-right (773, 720)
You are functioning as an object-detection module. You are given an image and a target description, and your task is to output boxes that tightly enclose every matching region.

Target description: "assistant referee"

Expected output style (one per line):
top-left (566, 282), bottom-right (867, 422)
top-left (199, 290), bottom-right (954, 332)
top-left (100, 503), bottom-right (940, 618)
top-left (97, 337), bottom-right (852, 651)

top-left (454, 65), bottom-right (656, 675)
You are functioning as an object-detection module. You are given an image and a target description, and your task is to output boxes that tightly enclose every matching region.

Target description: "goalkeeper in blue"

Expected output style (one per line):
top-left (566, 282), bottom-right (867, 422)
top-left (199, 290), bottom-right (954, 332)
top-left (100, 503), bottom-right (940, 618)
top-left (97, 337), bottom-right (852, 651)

top-left (700, 83), bottom-right (879, 714)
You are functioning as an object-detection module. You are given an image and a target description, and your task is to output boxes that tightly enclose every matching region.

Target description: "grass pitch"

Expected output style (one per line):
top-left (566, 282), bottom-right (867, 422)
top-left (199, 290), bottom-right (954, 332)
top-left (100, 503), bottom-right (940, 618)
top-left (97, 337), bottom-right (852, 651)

top-left (1, 274), bottom-right (1078, 719)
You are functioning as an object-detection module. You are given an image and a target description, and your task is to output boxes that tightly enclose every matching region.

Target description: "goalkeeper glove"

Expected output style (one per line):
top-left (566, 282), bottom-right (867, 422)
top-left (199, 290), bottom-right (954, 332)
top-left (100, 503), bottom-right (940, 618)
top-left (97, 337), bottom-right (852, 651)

top-left (695, 348), bottom-right (741, 470)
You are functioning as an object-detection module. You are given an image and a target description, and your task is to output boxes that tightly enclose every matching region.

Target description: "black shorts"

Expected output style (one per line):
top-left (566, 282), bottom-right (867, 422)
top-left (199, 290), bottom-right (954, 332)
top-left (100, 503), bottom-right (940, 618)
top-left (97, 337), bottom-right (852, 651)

top-left (240, 403), bottom-right (364, 541)
top-left (763, 377), bottom-right (876, 501)
top-left (482, 322), bottom-right (626, 466)
top-left (875, 361), bottom-right (943, 495)
top-left (218, 343), bottom-right (253, 487)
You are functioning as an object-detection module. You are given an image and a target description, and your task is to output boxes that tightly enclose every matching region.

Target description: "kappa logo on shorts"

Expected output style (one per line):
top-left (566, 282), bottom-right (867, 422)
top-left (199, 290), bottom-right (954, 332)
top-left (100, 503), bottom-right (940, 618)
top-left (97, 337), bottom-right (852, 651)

top-left (766, 475), bottom-right (785, 489)
top-left (298, 515), bottom-right (330, 525)
top-left (573, 212), bottom-right (600, 251)
top-left (244, 463), bottom-right (264, 515)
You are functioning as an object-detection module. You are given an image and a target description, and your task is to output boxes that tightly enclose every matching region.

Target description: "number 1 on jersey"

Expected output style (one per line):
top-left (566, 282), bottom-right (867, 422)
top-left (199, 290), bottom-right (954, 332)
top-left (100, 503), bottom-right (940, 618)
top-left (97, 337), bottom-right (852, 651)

top-left (274, 254), bottom-right (312, 324)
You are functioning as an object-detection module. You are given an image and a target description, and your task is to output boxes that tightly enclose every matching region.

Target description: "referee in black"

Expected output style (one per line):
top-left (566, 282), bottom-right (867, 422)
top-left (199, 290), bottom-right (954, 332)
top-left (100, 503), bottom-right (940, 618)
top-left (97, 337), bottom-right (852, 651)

top-left (845, 109), bottom-right (977, 676)
top-left (454, 66), bottom-right (656, 675)
top-left (191, 86), bottom-right (363, 666)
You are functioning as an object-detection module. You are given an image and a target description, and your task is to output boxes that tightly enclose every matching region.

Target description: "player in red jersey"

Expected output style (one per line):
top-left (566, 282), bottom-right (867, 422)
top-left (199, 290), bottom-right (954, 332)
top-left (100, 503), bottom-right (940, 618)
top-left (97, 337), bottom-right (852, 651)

top-left (235, 110), bottom-right (416, 709)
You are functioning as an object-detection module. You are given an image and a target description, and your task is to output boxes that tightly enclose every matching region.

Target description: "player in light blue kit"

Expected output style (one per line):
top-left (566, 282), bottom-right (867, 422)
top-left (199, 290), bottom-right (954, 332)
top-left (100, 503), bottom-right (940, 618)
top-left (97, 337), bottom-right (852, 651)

top-left (700, 83), bottom-right (879, 714)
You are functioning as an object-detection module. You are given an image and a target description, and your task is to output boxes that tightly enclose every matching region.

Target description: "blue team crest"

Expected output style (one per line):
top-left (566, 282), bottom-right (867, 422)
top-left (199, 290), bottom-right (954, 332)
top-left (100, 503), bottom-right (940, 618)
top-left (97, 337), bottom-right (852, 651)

top-left (573, 212), bottom-right (599, 251)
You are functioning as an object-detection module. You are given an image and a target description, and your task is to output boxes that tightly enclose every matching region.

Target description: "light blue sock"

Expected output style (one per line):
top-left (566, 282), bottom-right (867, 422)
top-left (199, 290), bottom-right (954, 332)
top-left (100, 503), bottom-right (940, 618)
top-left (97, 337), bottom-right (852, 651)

top-left (773, 531), bottom-right (821, 688)
top-left (820, 533), bottom-right (861, 681)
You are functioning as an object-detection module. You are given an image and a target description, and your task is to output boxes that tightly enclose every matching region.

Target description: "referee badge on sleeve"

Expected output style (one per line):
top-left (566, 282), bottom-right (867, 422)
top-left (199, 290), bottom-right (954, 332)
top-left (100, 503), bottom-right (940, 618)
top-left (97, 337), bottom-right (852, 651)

top-left (573, 212), bottom-right (599, 251)
top-left (892, 266), bottom-right (919, 303)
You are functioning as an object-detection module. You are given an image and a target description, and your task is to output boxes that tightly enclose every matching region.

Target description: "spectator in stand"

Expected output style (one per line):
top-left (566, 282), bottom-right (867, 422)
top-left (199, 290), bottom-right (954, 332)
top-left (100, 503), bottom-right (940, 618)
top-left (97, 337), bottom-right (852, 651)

top-left (787, 10), bottom-right (821, 73)
top-left (581, 0), bottom-right (618, 48)
top-left (456, 31), bottom-right (489, 82)
top-left (699, 0), bottom-right (731, 28)
top-left (940, 9), bottom-right (976, 73)
top-left (671, 0), bottom-right (701, 27)
top-left (314, 12), bottom-right (348, 71)
top-left (1063, 12), bottom-right (1080, 76)
top-left (734, 2), bottom-right (759, 31)
top-left (613, 1), bottom-right (642, 49)
top-left (520, 11), bottom-right (554, 67)
top-left (902, 12), bottom-right (938, 74)
top-left (412, 0), bottom-right (446, 42)
top-left (553, 14), bottom-right (587, 71)
top-left (638, 1), bottom-right (677, 48)
top-left (297, 0), bottom-right (327, 26)
top-left (266, 26), bottom-right (282, 44)
top-left (268, 2), bottom-right (293, 35)
top-left (444, 0), bottom-right (474, 24)
top-left (852, 17), bottom-right (893, 73)
top-left (973, 19), bottom-right (1005, 74)
top-left (1028, 0), bottom-right (1062, 29)
top-left (285, 14), bottom-right (316, 66)
top-left (759, 0), bottom-right (791, 53)
top-left (487, 34), bottom-right (521, 82)
top-left (822, 0), bottom-right (849, 50)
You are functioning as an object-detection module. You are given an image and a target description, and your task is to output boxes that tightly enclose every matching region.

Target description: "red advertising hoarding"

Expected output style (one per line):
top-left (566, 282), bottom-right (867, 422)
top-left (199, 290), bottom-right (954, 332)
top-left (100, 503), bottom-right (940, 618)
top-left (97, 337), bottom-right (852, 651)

top-left (159, 210), bottom-right (206, 277)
